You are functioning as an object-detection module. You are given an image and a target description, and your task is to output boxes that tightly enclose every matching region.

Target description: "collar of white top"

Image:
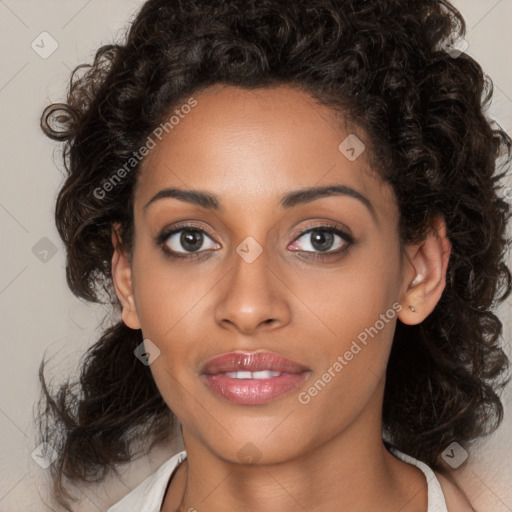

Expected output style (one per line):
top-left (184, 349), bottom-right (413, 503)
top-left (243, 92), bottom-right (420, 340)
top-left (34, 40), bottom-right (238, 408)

top-left (390, 447), bottom-right (448, 512)
top-left (107, 448), bottom-right (448, 512)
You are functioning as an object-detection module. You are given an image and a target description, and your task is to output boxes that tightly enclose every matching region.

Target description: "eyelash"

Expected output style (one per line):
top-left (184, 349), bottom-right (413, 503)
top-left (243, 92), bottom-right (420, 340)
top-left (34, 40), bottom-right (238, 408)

top-left (156, 222), bottom-right (354, 262)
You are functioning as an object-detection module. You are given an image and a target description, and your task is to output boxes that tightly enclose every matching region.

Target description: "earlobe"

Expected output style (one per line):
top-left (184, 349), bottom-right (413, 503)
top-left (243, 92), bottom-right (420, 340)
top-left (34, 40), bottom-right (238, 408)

top-left (398, 216), bottom-right (451, 326)
top-left (111, 225), bottom-right (141, 330)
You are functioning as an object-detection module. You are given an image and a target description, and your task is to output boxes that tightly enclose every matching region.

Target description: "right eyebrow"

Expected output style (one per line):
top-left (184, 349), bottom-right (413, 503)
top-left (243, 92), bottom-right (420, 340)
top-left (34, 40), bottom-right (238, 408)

top-left (143, 187), bottom-right (222, 212)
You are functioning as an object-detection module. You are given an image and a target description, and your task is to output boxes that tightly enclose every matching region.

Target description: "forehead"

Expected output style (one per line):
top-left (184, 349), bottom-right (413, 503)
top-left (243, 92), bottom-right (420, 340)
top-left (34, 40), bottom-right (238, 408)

top-left (134, 84), bottom-right (396, 219)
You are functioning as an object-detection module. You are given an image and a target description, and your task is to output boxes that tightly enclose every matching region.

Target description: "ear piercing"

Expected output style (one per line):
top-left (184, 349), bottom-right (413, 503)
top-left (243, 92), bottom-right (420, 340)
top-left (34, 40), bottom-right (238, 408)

top-left (408, 275), bottom-right (421, 313)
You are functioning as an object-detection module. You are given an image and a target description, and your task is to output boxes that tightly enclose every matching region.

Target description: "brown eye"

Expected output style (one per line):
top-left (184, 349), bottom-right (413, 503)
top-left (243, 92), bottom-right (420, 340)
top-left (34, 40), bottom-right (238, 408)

top-left (156, 224), bottom-right (221, 260)
top-left (164, 228), bottom-right (219, 254)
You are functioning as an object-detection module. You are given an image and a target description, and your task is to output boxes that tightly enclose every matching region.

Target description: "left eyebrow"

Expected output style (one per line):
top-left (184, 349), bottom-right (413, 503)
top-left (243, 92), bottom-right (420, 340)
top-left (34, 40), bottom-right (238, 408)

top-left (279, 185), bottom-right (377, 222)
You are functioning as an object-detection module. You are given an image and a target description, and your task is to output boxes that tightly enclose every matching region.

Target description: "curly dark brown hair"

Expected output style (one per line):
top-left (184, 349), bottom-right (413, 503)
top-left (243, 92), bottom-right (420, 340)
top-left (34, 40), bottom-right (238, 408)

top-left (37, 0), bottom-right (511, 510)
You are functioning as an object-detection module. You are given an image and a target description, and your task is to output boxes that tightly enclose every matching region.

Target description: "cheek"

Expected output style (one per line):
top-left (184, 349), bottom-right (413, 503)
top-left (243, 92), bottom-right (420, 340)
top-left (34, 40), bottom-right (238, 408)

top-left (130, 238), bottom-right (211, 337)
top-left (292, 237), bottom-right (402, 397)
top-left (129, 250), bottom-right (208, 412)
top-left (294, 236), bottom-right (401, 338)
top-left (291, 303), bottom-right (400, 440)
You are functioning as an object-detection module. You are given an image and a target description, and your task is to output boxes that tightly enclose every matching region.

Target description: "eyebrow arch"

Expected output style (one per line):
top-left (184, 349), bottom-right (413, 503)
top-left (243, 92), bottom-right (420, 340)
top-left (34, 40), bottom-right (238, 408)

top-left (143, 184), bottom-right (376, 221)
top-left (143, 188), bottom-right (222, 212)
top-left (279, 185), bottom-right (375, 219)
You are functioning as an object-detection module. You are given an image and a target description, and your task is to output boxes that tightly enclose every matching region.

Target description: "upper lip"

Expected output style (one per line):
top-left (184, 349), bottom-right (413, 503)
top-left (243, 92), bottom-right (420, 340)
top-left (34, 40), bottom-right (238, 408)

top-left (201, 351), bottom-right (309, 375)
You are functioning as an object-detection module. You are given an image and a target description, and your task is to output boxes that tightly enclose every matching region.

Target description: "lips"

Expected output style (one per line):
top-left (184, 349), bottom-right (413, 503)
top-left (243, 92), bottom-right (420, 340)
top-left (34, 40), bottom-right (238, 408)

top-left (201, 351), bottom-right (310, 405)
top-left (202, 351), bottom-right (309, 375)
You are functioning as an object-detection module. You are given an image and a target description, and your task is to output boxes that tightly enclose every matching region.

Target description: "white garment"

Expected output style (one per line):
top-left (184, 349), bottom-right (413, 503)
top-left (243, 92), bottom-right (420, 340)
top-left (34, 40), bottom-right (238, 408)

top-left (106, 448), bottom-right (448, 512)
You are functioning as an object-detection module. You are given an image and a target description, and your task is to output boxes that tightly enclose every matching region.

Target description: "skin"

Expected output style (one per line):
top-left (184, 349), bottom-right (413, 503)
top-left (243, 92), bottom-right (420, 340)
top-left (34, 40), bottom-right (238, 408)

top-left (112, 84), bottom-right (456, 512)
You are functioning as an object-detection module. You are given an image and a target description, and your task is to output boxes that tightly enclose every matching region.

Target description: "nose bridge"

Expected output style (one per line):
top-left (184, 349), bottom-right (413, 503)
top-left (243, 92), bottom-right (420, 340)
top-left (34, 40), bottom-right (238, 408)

top-left (214, 236), bottom-right (291, 333)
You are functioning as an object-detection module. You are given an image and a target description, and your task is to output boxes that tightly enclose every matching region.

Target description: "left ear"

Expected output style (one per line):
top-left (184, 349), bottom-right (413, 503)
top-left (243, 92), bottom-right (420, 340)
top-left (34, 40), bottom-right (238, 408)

top-left (397, 215), bottom-right (452, 325)
top-left (111, 223), bottom-right (142, 330)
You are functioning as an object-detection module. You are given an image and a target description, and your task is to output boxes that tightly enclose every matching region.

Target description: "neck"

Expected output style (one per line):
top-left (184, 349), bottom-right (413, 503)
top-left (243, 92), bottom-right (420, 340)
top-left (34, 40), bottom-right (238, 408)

top-left (163, 411), bottom-right (428, 512)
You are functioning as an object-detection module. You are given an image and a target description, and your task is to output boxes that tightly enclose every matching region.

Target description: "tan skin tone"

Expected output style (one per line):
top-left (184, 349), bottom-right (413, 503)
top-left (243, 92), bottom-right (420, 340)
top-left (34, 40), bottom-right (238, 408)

top-left (111, 84), bottom-right (462, 511)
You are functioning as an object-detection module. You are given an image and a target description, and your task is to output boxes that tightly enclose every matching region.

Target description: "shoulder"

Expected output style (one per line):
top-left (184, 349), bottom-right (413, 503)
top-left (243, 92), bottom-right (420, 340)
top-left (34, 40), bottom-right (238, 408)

top-left (434, 471), bottom-right (475, 512)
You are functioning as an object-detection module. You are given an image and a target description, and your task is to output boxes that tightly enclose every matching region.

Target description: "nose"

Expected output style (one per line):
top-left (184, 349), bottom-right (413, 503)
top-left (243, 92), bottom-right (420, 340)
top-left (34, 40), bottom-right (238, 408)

top-left (214, 245), bottom-right (291, 334)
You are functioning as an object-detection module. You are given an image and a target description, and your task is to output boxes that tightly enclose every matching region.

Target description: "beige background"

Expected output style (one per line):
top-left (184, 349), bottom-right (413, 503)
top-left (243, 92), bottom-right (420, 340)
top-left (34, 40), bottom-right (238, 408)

top-left (1, 0), bottom-right (511, 510)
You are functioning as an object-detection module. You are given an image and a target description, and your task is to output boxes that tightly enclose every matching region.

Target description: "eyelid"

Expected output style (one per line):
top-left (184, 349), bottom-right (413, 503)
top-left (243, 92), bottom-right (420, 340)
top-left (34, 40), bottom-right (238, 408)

top-left (289, 221), bottom-right (354, 243)
top-left (158, 221), bottom-right (216, 238)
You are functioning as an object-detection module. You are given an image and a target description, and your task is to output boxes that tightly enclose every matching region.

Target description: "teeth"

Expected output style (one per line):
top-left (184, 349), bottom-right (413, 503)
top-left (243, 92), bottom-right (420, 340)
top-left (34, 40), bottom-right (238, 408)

top-left (223, 370), bottom-right (282, 379)
top-left (253, 370), bottom-right (281, 379)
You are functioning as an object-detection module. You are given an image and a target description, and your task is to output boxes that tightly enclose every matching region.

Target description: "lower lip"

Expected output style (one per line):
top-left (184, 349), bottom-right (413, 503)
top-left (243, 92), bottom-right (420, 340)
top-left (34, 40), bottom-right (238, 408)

top-left (202, 372), bottom-right (309, 405)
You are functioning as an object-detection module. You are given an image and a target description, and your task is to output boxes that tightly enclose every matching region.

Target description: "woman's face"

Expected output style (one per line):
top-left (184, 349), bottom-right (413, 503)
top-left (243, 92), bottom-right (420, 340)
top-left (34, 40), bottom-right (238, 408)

top-left (118, 84), bottom-right (416, 464)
